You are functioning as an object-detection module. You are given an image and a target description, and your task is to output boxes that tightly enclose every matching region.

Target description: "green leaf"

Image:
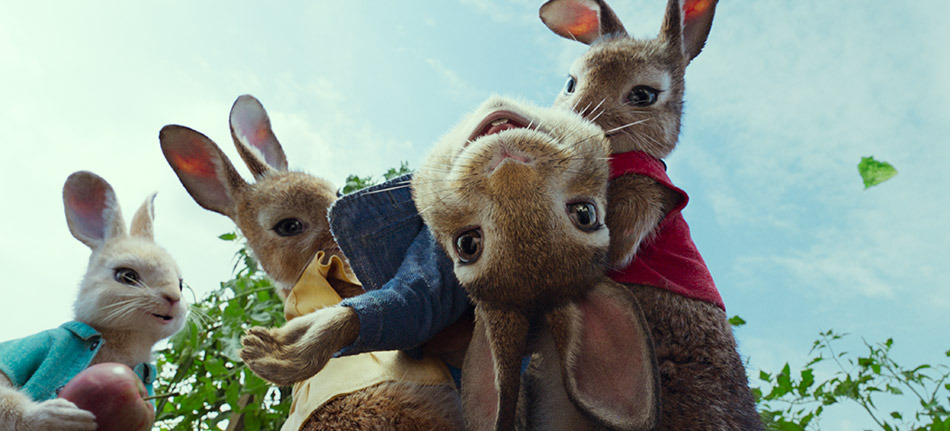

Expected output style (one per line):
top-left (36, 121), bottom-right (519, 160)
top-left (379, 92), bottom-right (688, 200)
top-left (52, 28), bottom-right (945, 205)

top-left (341, 174), bottom-right (376, 195)
top-left (798, 368), bottom-right (815, 396)
top-left (774, 420), bottom-right (806, 431)
top-left (218, 232), bottom-right (238, 241)
top-left (858, 156), bottom-right (898, 189)
top-left (729, 315), bottom-right (747, 327)
top-left (382, 161), bottom-right (412, 180)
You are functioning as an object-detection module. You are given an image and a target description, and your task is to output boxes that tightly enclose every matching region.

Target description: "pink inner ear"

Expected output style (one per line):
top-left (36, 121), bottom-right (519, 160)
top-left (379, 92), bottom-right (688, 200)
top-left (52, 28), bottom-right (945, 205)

top-left (66, 181), bottom-right (108, 240)
top-left (167, 143), bottom-right (219, 181)
top-left (684, 0), bottom-right (714, 20)
top-left (571, 288), bottom-right (653, 422)
top-left (542, 0), bottom-right (602, 42)
top-left (232, 108), bottom-right (269, 151)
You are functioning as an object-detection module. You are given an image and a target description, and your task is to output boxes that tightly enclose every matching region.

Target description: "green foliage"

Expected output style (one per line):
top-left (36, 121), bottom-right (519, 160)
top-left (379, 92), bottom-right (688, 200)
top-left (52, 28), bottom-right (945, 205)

top-left (152, 233), bottom-right (291, 430)
top-left (858, 156), bottom-right (898, 189)
top-left (340, 161), bottom-right (412, 195)
top-left (754, 330), bottom-right (950, 430)
top-left (729, 315), bottom-right (748, 327)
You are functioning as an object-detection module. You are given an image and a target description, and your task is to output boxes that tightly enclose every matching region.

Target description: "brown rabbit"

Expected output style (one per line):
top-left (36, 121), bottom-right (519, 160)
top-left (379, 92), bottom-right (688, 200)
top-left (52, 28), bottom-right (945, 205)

top-left (160, 95), bottom-right (462, 431)
top-left (413, 95), bottom-right (660, 431)
top-left (541, 0), bottom-right (762, 429)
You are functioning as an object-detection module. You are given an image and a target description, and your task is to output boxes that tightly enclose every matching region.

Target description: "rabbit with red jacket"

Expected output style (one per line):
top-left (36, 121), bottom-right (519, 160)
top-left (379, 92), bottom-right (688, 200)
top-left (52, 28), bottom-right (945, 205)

top-left (540, 0), bottom-right (761, 428)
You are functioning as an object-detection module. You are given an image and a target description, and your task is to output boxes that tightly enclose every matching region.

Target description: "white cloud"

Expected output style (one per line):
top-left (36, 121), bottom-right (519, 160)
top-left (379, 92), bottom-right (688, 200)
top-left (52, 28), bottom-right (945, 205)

top-left (661, 2), bottom-right (950, 307)
top-left (424, 58), bottom-right (482, 102)
top-left (459, 0), bottom-right (537, 25)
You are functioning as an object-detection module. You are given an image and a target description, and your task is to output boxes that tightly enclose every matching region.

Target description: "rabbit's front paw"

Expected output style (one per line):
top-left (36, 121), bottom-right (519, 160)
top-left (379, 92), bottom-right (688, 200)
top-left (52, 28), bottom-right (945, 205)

top-left (22, 398), bottom-right (97, 431)
top-left (240, 307), bottom-right (351, 385)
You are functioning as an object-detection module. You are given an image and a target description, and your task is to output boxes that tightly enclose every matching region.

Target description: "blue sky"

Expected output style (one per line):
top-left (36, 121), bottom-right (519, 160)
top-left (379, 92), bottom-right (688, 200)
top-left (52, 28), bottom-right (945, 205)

top-left (1, 1), bottom-right (948, 428)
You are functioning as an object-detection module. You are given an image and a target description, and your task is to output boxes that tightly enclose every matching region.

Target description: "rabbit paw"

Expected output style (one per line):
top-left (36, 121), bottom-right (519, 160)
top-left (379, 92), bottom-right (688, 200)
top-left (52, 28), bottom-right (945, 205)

top-left (240, 306), bottom-right (354, 386)
top-left (21, 398), bottom-right (97, 431)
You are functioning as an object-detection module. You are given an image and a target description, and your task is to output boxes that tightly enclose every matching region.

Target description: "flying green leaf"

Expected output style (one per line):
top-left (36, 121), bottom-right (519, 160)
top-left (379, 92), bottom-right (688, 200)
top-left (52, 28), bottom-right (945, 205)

top-left (728, 315), bottom-right (747, 327)
top-left (858, 156), bottom-right (897, 189)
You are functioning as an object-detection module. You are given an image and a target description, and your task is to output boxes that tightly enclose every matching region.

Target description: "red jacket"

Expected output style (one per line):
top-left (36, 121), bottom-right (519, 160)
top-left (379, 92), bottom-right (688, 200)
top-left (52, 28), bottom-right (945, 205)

top-left (607, 151), bottom-right (725, 310)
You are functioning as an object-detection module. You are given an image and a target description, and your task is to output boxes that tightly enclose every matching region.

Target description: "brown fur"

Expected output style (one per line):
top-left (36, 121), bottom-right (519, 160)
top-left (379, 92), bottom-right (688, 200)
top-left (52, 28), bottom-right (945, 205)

top-left (541, 0), bottom-right (762, 429)
top-left (299, 383), bottom-right (463, 431)
top-left (413, 96), bottom-right (659, 431)
top-left (239, 306), bottom-right (361, 385)
top-left (605, 174), bottom-right (681, 269)
top-left (629, 286), bottom-right (761, 430)
top-left (160, 95), bottom-right (462, 430)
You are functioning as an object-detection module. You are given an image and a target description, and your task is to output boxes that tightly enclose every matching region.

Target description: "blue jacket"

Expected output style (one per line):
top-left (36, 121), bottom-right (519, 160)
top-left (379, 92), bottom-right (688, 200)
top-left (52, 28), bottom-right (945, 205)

top-left (329, 175), bottom-right (472, 357)
top-left (0, 321), bottom-right (156, 401)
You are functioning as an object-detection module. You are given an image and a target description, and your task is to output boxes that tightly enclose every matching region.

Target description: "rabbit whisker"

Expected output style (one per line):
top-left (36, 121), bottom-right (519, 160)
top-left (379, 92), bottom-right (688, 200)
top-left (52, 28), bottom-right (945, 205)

top-left (605, 119), bottom-right (650, 136)
top-left (587, 98), bottom-right (607, 121)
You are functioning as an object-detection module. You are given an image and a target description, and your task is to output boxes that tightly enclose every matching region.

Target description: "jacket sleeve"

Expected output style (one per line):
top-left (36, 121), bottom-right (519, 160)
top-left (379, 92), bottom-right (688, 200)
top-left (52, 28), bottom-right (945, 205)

top-left (338, 227), bottom-right (471, 355)
top-left (0, 331), bottom-right (53, 389)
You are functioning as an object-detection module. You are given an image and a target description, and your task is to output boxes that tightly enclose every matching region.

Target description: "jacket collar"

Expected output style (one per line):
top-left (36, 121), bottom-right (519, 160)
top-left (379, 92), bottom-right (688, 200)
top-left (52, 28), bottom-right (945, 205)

top-left (60, 321), bottom-right (101, 341)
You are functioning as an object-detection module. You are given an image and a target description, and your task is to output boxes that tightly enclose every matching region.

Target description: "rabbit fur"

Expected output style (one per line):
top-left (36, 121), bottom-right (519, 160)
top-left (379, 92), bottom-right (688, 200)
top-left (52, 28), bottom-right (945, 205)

top-left (541, 0), bottom-right (762, 429)
top-left (160, 95), bottom-right (463, 431)
top-left (0, 171), bottom-right (187, 431)
top-left (413, 95), bottom-right (661, 431)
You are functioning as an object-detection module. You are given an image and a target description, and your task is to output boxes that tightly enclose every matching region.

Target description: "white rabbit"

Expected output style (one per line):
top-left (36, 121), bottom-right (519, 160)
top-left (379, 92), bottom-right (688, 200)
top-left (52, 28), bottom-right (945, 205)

top-left (0, 171), bottom-right (187, 431)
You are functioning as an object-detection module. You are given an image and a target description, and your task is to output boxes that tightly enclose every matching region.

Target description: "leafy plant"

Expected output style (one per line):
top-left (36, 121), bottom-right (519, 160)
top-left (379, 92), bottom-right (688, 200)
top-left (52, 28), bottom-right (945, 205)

top-left (152, 233), bottom-right (291, 430)
top-left (340, 161), bottom-right (412, 195)
top-left (753, 330), bottom-right (950, 431)
top-left (858, 156), bottom-right (898, 189)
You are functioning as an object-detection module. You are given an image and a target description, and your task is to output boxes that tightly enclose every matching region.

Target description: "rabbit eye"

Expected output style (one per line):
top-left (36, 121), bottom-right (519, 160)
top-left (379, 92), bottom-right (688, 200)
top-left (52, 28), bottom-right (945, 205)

top-left (626, 86), bottom-right (660, 107)
top-left (179, 279), bottom-right (184, 292)
top-left (114, 268), bottom-right (141, 285)
top-left (567, 202), bottom-right (601, 232)
top-left (273, 218), bottom-right (306, 237)
top-left (563, 75), bottom-right (577, 94)
top-left (454, 228), bottom-right (483, 264)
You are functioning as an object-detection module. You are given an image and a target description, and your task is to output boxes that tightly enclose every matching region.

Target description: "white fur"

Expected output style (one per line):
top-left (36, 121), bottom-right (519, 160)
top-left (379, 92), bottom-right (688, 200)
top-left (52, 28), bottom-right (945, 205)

top-left (0, 172), bottom-right (186, 430)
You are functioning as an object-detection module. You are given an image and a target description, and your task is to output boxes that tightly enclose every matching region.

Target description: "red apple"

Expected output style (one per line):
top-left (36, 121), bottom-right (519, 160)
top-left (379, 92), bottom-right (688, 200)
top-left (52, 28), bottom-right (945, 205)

top-left (58, 362), bottom-right (155, 431)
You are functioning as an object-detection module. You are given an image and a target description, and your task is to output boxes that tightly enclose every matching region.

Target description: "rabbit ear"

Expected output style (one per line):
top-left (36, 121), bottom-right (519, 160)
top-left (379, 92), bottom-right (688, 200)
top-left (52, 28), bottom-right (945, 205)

top-left (63, 171), bottom-right (126, 249)
top-left (129, 192), bottom-right (157, 240)
top-left (661, 0), bottom-right (717, 62)
top-left (160, 125), bottom-right (246, 218)
top-left (547, 281), bottom-right (659, 430)
top-left (682, 0), bottom-right (717, 61)
top-left (461, 307), bottom-right (531, 431)
top-left (229, 94), bottom-right (288, 179)
top-left (540, 0), bottom-right (627, 45)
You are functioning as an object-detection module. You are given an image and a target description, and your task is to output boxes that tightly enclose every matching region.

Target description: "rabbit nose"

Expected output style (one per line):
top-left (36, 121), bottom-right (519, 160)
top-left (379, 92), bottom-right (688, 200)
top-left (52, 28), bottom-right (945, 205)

top-left (163, 293), bottom-right (181, 306)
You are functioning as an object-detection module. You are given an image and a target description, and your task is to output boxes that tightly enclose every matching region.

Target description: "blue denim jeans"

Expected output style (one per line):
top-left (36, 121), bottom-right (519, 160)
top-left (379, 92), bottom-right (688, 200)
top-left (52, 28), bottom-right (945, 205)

top-left (329, 175), bottom-right (472, 358)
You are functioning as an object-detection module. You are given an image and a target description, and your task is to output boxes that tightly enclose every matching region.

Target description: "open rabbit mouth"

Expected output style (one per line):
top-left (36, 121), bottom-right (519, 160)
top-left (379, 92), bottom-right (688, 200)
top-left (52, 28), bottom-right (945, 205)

top-left (468, 110), bottom-right (539, 172)
top-left (152, 313), bottom-right (174, 322)
top-left (467, 110), bottom-right (534, 145)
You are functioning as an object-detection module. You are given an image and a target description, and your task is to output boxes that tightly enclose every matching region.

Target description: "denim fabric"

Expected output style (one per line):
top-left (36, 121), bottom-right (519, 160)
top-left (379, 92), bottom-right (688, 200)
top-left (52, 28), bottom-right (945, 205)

top-left (0, 321), bottom-right (157, 401)
top-left (328, 175), bottom-right (472, 356)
